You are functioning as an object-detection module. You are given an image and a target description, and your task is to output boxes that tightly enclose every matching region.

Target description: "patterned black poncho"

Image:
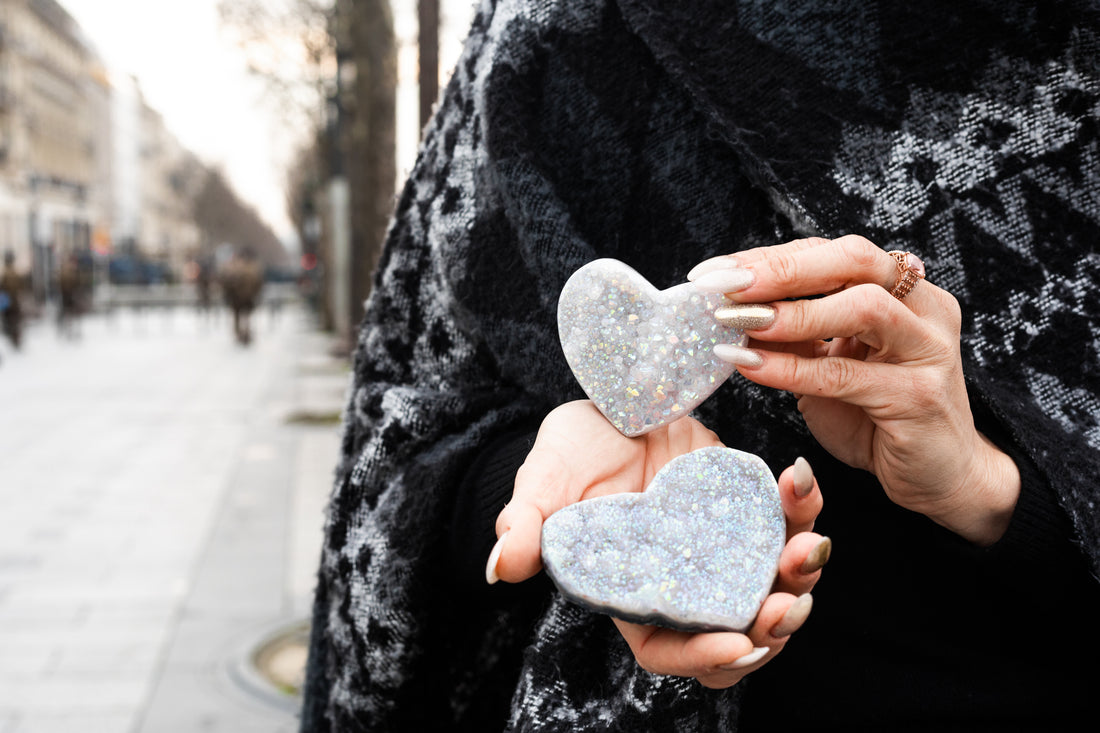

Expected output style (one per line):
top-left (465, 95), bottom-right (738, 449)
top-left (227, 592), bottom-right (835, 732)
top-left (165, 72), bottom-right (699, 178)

top-left (301, 0), bottom-right (1100, 730)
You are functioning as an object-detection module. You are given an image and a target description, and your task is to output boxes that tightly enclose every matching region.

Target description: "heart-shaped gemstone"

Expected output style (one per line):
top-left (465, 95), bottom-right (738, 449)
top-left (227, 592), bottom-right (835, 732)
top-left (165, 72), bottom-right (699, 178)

top-left (557, 258), bottom-right (746, 437)
top-left (540, 447), bottom-right (784, 632)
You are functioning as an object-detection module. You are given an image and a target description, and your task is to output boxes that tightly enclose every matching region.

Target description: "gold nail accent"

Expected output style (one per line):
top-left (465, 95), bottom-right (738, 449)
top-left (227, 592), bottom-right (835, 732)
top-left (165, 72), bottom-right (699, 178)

top-left (714, 304), bottom-right (776, 330)
top-left (800, 536), bottom-right (832, 574)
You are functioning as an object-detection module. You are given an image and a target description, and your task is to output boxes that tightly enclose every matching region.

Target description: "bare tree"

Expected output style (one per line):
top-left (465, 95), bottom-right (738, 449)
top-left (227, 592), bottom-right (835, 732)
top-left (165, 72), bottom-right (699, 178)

top-left (418, 0), bottom-right (439, 131)
top-left (339, 0), bottom-right (397, 332)
top-left (192, 166), bottom-right (288, 268)
top-left (217, 0), bottom-right (336, 133)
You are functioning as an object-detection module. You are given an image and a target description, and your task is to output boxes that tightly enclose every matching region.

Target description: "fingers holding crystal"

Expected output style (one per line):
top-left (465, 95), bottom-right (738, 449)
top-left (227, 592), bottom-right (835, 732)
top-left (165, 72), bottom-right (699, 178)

top-left (748, 284), bottom-right (948, 360)
top-left (611, 618), bottom-right (759, 681)
top-left (775, 532), bottom-right (831, 597)
top-left (777, 456), bottom-right (822, 539)
top-left (617, 591), bottom-right (816, 689)
top-left (689, 235), bottom-right (946, 326)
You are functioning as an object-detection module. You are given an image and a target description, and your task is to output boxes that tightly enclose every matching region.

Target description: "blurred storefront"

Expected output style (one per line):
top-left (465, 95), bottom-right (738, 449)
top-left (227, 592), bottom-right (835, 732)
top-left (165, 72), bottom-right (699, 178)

top-left (0, 0), bottom-right (232, 304)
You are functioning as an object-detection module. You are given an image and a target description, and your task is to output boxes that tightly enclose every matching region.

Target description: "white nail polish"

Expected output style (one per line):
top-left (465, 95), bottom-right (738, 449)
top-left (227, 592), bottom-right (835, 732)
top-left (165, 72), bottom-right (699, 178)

top-left (720, 646), bottom-right (770, 670)
top-left (793, 457), bottom-right (814, 497)
top-left (712, 343), bottom-right (764, 368)
top-left (691, 268), bottom-right (755, 293)
top-left (687, 255), bottom-right (740, 282)
top-left (485, 531), bottom-right (508, 585)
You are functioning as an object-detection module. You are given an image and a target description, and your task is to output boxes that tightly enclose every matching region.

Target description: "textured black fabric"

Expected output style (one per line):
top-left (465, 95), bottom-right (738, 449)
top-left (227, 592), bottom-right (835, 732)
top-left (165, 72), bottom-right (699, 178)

top-left (301, 0), bottom-right (1100, 730)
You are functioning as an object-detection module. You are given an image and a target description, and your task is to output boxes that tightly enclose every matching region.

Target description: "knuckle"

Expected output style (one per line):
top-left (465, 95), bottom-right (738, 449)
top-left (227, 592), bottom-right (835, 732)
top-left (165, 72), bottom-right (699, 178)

top-left (835, 235), bottom-right (881, 270)
top-left (848, 284), bottom-right (888, 320)
top-left (782, 300), bottom-right (815, 337)
top-left (821, 356), bottom-right (862, 395)
top-left (768, 251), bottom-right (802, 288)
top-left (789, 236), bottom-right (831, 249)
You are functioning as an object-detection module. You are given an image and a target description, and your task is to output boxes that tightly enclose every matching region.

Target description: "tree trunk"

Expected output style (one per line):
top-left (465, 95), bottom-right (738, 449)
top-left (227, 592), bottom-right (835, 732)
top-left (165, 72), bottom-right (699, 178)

top-left (418, 0), bottom-right (439, 132)
top-left (341, 0), bottom-right (396, 338)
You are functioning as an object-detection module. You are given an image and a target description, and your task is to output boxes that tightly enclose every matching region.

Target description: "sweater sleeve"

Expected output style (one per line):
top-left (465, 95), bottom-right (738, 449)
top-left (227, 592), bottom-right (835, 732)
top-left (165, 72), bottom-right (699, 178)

top-left (449, 427), bottom-right (540, 591)
top-left (971, 397), bottom-right (1097, 591)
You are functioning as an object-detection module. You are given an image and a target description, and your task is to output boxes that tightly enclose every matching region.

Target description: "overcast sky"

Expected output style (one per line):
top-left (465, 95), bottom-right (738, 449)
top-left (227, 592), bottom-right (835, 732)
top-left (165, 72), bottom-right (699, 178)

top-left (59, 0), bottom-right (475, 250)
top-left (60, 0), bottom-right (298, 243)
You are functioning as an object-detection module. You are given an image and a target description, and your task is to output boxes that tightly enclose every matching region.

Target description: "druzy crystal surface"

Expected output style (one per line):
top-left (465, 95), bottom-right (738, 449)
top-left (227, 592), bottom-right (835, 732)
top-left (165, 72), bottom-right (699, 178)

top-left (540, 447), bottom-right (785, 632)
top-left (557, 258), bottom-right (747, 437)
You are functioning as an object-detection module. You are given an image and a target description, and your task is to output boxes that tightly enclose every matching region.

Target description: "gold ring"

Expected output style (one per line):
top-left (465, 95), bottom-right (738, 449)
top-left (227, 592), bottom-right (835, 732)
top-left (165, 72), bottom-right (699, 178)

top-left (888, 251), bottom-right (925, 301)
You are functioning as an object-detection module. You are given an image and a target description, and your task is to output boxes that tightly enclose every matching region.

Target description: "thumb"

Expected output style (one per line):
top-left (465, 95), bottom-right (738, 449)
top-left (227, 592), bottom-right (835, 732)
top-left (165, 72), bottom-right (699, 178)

top-left (486, 500), bottom-right (545, 584)
top-left (487, 448), bottom-right (572, 584)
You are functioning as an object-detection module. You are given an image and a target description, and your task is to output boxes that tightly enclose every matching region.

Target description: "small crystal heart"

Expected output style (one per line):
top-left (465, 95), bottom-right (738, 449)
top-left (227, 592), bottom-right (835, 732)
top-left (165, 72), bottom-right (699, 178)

top-left (540, 447), bottom-right (785, 632)
top-left (557, 258), bottom-right (746, 437)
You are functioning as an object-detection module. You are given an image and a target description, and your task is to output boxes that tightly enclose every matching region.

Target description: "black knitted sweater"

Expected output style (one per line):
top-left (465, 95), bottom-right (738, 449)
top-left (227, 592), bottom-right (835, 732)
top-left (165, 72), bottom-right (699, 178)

top-left (301, 1), bottom-right (1100, 730)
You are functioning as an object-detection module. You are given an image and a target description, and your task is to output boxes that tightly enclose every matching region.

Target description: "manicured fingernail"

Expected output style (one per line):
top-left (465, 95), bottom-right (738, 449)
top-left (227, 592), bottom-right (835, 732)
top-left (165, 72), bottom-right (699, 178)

top-left (793, 457), bottom-right (814, 497)
top-left (771, 593), bottom-right (813, 638)
top-left (801, 536), bottom-right (832, 574)
top-left (687, 255), bottom-right (740, 281)
top-left (719, 646), bottom-right (770, 670)
top-left (486, 531), bottom-right (508, 584)
top-left (714, 304), bottom-right (776, 330)
top-left (691, 268), bottom-right (755, 294)
top-left (712, 343), bottom-right (764, 368)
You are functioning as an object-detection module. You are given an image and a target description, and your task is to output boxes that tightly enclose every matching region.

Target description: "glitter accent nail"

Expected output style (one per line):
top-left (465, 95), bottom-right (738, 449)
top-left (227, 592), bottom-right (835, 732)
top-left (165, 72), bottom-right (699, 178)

top-left (714, 304), bottom-right (776, 330)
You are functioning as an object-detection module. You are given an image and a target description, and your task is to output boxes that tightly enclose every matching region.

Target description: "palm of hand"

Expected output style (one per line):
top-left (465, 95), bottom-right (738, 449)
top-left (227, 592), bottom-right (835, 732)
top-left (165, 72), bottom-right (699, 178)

top-left (519, 401), bottom-right (724, 516)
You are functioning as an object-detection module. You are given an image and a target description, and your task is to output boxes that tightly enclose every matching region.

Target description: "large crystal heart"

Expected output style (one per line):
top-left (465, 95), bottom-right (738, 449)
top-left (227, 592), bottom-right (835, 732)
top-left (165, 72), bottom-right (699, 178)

top-left (557, 258), bottom-right (746, 437)
top-left (541, 447), bottom-right (784, 632)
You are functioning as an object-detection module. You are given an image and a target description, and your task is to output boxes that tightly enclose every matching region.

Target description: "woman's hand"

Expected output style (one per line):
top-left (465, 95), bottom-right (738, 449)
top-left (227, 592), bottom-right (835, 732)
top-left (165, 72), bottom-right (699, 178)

top-left (690, 235), bottom-right (1021, 546)
top-left (488, 400), bottom-right (829, 688)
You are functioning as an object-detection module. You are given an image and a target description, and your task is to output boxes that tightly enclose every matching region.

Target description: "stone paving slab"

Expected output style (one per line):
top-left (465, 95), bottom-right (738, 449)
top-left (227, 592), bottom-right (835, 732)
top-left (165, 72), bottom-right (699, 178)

top-left (0, 304), bottom-right (345, 731)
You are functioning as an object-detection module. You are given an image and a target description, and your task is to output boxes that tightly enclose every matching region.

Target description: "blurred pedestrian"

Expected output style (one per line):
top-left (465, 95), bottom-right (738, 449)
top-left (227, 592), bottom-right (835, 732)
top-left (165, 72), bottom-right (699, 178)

top-left (56, 253), bottom-right (82, 340)
top-left (221, 247), bottom-right (264, 345)
top-left (0, 250), bottom-right (24, 351)
top-left (195, 253), bottom-right (215, 316)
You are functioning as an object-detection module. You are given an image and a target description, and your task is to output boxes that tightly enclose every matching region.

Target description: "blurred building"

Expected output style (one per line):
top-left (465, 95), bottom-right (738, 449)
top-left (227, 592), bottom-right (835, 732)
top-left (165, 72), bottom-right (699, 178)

top-left (0, 0), bottom-right (225, 298)
top-left (139, 102), bottom-right (201, 281)
top-left (0, 0), bottom-right (99, 299)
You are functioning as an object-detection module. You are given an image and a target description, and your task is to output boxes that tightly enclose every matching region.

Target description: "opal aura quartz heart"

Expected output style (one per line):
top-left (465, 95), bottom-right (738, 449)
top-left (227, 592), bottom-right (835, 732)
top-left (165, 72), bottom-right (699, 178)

top-left (557, 258), bottom-right (747, 437)
top-left (540, 447), bottom-right (785, 633)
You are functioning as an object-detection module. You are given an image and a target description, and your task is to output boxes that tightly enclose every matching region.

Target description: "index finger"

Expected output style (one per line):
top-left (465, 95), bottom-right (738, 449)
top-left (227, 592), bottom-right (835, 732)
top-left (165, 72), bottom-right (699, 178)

top-left (693, 235), bottom-right (905, 304)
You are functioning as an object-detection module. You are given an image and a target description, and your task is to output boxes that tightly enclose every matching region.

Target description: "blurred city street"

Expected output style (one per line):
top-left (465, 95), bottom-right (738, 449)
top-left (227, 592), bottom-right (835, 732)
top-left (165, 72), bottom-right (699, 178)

top-left (0, 298), bottom-right (348, 732)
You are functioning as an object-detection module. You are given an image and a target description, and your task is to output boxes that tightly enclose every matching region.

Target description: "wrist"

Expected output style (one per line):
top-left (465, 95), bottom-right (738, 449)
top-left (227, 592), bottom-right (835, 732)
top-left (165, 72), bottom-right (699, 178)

top-left (932, 432), bottom-right (1021, 546)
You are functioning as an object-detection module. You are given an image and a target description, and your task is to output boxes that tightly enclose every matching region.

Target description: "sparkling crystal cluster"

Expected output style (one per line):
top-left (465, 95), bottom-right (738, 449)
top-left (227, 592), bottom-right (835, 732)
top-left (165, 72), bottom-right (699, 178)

top-left (541, 447), bottom-right (784, 632)
top-left (557, 258), bottom-right (747, 436)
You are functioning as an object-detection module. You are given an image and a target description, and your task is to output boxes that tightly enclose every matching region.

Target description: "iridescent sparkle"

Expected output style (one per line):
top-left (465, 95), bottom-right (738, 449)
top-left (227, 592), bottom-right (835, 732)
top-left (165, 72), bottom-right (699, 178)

top-left (557, 258), bottom-right (747, 436)
top-left (540, 447), bottom-right (785, 632)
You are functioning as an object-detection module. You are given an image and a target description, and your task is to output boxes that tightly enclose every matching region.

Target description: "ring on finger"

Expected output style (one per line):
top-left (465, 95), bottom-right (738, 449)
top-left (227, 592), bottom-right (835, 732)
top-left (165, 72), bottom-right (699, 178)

top-left (887, 251), bottom-right (926, 301)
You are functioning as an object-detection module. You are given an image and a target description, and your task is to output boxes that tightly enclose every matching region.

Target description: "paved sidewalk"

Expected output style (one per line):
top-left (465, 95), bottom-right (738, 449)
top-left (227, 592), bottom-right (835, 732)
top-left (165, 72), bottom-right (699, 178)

top-left (0, 303), bottom-right (348, 732)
